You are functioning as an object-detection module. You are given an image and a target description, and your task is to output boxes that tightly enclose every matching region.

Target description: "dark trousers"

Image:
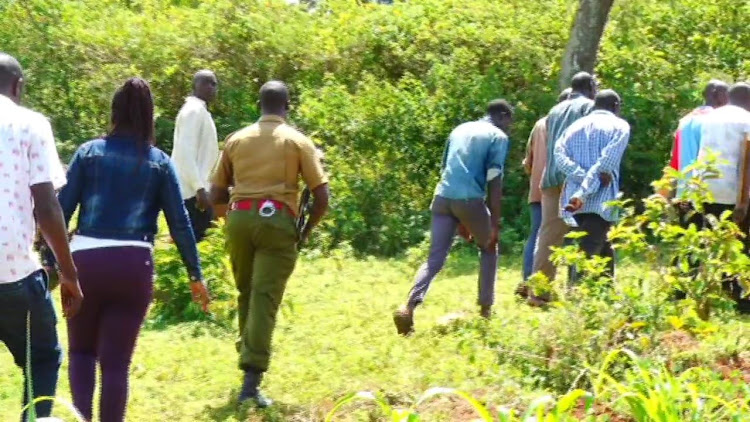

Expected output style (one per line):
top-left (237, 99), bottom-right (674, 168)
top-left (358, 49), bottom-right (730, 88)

top-left (0, 270), bottom-right (61, 421)
top-left (569, 213), bottom-right (614, 285)
top-left (67, 247), bottom-right (154, 422)
top-left (675, 203), bottom-right (749, 311)
top-left (185, 197), bottom-right (214, 242)
top-left (407, 196), bottom-right (498, 308)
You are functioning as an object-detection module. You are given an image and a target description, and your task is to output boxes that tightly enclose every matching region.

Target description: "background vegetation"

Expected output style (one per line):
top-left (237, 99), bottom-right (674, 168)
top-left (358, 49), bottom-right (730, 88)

top-left (2, 0), bottom-right (749, 255)
top-left (0, 2), bottom-right (749, 418)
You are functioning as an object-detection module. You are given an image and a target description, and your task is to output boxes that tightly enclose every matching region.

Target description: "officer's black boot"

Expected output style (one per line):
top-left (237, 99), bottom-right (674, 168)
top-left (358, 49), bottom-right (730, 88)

top-left (238, 369), bottom-right (273, 408)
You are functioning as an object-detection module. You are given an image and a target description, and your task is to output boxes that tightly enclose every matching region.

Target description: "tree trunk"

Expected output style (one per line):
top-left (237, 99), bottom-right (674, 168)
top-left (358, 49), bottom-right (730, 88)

top-left (559, 0), bottom-right (616, 90)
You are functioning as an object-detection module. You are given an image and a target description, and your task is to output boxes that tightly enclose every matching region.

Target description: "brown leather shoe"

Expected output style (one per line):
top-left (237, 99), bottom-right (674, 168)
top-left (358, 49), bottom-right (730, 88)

top-left (527, 294), bottom-right (550, 308)
top-left (392, 309), bottom-right (414, 336)
top-left (514, 283), bottom-right (529, 299)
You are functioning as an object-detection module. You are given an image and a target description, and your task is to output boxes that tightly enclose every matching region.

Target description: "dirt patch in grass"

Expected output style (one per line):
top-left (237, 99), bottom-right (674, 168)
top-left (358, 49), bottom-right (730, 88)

top-left (572, 400), bottom-right (633, 422)
top-left (658, 330), bottom-right (701, 352)
top-left (716, 351), bottom-right (750, 385)
top-left (416, 394), bottom-right (487, 422)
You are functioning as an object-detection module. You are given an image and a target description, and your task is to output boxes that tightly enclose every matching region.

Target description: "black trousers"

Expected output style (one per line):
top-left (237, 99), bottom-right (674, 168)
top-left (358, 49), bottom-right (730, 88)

top-left (185, 197), bottom-right (214, 242)
top-left (569, 213), bottom-right (614, 285)
top-left (677, 203), bottom-right (749, 313)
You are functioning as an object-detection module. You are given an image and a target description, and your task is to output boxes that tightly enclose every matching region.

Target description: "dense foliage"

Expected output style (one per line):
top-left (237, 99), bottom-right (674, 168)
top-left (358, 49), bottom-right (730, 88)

top-left (2, 0), bottom-right (749, 255)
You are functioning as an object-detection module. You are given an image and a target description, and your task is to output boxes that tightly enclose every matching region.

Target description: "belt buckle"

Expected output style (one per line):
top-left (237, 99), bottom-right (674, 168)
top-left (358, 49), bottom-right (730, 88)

top-left (259, 200), bottom-right (277, 217)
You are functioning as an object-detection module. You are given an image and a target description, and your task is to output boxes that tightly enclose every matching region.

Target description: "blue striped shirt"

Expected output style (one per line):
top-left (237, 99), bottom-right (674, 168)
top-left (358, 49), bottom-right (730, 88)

top-left (554, 110), bottom-right (630, 225)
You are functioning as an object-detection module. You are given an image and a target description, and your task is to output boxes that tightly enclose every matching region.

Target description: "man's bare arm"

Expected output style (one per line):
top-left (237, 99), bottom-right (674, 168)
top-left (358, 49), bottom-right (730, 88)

top-left (487, 177), bottom-right (503, 228)
top-left (31, 183), bottom-right (82, 317)
top-left (300, 183), bottom-right (330, 243)
top-left (209, 184), bottom-right (231, 219)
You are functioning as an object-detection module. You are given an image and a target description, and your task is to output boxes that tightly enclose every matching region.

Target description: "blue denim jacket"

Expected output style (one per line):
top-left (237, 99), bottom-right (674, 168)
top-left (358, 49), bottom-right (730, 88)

top-left (58, 136), bottom-right (202, 281)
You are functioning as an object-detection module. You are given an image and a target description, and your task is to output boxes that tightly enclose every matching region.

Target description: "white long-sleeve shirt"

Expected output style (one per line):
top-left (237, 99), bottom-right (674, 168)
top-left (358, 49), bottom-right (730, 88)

top-left (171, 96), bottom-right (219, 200)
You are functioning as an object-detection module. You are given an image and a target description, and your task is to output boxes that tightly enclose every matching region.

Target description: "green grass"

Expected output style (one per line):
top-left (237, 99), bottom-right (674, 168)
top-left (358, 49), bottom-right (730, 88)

top-left (1, 252), bottom-right (748, 421)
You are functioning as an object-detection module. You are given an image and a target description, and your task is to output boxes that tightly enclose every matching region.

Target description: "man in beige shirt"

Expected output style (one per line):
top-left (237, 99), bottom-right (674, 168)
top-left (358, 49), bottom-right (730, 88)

top-left (517, 88), bottom-right (570, 297)
top-left (210, 80), bottom-right (329, 408)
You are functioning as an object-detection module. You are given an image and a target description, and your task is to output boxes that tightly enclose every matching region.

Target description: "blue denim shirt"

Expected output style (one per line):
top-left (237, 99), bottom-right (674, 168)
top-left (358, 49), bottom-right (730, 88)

top-left (434, 118), bottom-right (510, 200)
top-left (58, 137), bottom-right (202, 281)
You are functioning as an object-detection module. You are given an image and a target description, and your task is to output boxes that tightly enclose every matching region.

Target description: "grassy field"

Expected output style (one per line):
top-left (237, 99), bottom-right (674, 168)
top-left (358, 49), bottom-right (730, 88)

top-left (1, 250), bottom-right (748, 421)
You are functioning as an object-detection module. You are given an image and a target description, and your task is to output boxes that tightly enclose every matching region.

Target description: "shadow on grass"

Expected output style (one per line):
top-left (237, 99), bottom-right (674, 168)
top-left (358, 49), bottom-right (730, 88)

top-left (202, 391), bottom-right (307, 422)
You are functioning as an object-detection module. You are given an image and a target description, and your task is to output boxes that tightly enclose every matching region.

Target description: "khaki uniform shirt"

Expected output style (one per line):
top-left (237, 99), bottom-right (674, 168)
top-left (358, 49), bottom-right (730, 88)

top-left (212, 115), bottom-right (327, 212)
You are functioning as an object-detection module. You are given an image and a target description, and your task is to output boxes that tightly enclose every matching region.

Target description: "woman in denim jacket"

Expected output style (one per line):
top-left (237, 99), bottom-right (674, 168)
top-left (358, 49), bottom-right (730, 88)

top-left (57, 78), bottom-right (210, 422)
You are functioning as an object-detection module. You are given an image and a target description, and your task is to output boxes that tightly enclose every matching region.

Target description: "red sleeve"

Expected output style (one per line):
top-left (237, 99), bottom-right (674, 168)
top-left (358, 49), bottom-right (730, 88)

top-left (669, 130), bottom-right (681, 170)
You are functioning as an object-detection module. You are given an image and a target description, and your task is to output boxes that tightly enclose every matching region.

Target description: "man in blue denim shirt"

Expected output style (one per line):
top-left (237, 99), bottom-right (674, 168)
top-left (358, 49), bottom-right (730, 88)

top-left (393, 100), bottom-right (512, 335)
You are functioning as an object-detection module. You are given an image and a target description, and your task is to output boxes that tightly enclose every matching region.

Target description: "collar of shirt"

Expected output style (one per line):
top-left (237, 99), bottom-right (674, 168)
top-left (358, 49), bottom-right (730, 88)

top-left (259, 114), bottom-right (286, 123)
top-left (0, 94), bottom-right (16, 109)
top-left (568, 92), bottom-right (586, 101)
top-left (186, 95), bottom-right (207, 108)
top-left (589, 109), bottom-right (616, 118)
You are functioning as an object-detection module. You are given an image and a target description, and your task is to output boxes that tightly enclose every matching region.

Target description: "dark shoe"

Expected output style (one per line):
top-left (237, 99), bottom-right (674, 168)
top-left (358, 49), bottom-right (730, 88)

top-left (527, 294), bottom-right (550, 308)
top-left (238, 370), bottom-right (274, 408)
top-left (514, 283), bottom-right (529, 299)
top-left (737, 299), bottom-right (750, 315)
top-left (393, 308), bottom-right (414, 336)
top-left (480, 305), bottom-right (492, 319)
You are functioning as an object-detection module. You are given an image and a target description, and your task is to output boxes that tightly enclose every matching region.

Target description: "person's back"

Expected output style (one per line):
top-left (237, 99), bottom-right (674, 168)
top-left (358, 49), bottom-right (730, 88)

top-left (220, 116), bottom-right (318, 212)
top-left (698, 105), bottom-right (750, 205)
top-left (62, 137), bottom-right (174, 240)
top-left (393, 100), bottom-right (513, 334)
top-left (0, 98), bottom-right (66, 281)
top-left (210, 80), bottom-right (329, 408)
top-left (56, 78), bottom-right (206, 422)
top-left (530, 71), bottom-right (596, 306)
top-left (435, 119), bottom-right (509, 200)
top-left (0, 52), bottom-right (83, 420)
top-left (676, 109), bottom-right (711, 170)
top-left (554, 89), bottom-right (629, 285)
top-left (171, 70), bottom-right (219, 242)
top-left (559, 111), bottom-right (629, 175)
top-left (542, 94), bottom-right (594, 189)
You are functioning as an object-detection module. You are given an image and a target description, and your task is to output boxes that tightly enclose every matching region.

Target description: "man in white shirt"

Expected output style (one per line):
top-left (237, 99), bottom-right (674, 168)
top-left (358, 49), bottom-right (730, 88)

top-left (697, 83), bottom-right (750, 217)
top-left (695, 82), bottom-right (750, 313)
top-left (0, 52), bottom-right (83, 420)
top-left (171, 70), bottom-right (219, 241)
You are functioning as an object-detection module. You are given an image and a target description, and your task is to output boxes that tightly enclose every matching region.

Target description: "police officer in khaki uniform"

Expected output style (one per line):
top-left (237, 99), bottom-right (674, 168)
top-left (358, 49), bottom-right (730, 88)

top-left (210, 80), bottom-right (329, 407)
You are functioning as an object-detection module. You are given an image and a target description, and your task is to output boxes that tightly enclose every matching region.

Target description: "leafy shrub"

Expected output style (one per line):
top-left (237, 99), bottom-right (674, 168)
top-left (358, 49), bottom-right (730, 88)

top-left (150, 219), bottom-right (237, 328)
top-left (4, 0), bottom-right (749, 255)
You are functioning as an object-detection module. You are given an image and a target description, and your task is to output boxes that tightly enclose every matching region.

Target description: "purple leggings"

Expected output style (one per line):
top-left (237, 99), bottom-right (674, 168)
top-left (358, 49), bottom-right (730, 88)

top-left (67, 247), bottom-right (153, 422)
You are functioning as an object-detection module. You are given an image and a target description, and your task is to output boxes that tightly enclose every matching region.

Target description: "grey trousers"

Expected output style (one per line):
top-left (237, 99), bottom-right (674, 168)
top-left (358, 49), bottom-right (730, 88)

top-left (406, 196), bottom-right (498, 308)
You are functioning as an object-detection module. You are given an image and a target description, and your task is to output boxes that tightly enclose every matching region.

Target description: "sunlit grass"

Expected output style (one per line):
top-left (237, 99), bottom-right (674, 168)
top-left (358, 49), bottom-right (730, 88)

top-left (1, 253), bottom-right (747, 421)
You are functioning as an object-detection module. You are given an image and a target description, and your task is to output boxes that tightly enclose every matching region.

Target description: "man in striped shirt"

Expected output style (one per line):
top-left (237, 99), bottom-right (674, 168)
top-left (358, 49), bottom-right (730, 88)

top-left (531, 72), bottom-right (596, 292)
top-left (555, 90), bottom-right (630, 284)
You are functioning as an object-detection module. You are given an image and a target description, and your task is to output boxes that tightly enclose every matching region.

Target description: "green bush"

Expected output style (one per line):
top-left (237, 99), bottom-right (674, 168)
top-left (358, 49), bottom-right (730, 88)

top-left (2, 0), bottom-right (749, 255)
top-left (150, 219), bottom-right (237, 328)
